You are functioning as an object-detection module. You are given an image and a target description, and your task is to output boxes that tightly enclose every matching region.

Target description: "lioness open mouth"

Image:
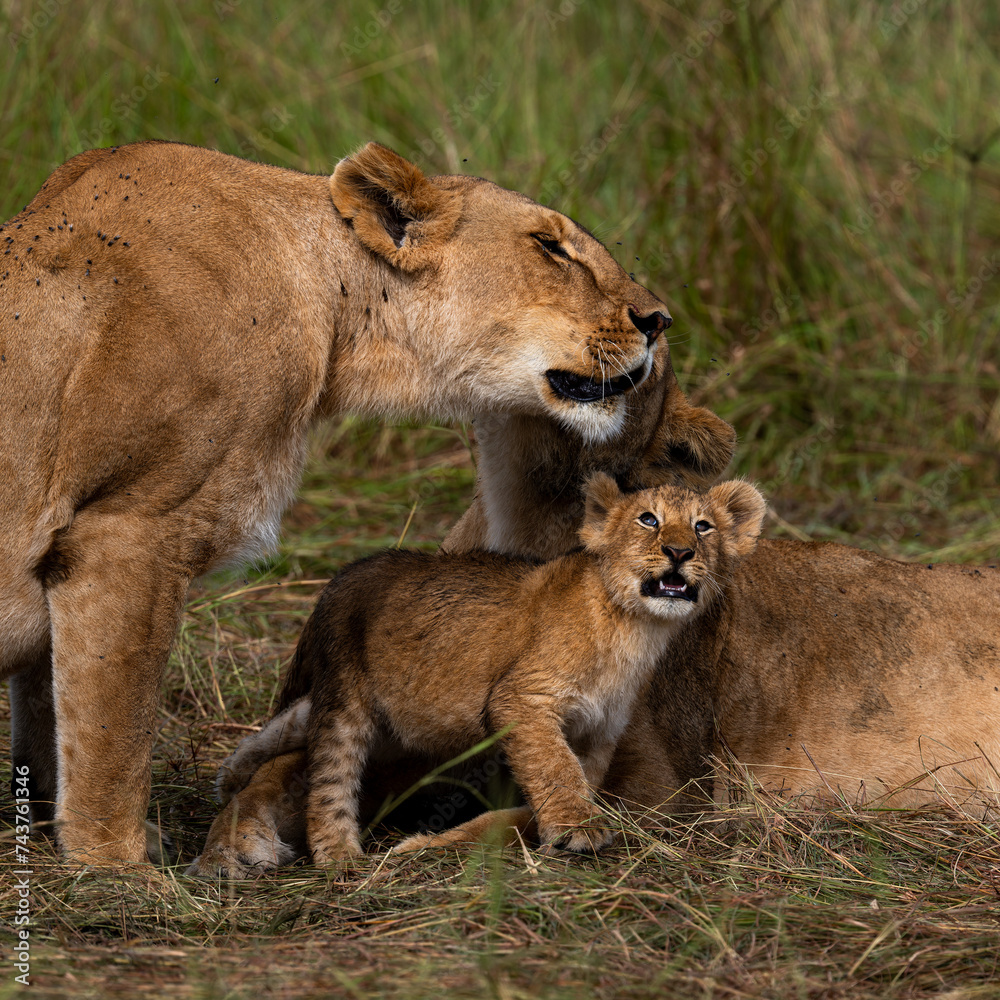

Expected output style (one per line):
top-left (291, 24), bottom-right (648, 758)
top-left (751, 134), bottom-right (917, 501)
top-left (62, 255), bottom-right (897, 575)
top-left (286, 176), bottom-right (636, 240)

top-left (545, 361), bottom-right (649, 404)
top-left (641, 572), bottom-right (698, 602)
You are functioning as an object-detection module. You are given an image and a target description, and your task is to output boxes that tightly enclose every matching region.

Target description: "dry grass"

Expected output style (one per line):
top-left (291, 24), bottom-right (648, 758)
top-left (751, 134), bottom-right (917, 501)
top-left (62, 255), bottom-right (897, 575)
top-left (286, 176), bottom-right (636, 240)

top-left (2, 742), bottom-right (999, 998)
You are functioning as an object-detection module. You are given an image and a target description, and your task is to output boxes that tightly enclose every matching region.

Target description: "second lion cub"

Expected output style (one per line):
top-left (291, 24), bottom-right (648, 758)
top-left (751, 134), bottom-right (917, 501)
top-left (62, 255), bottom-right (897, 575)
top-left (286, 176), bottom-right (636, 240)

top-left (286, 474), bottom-right (766, 864)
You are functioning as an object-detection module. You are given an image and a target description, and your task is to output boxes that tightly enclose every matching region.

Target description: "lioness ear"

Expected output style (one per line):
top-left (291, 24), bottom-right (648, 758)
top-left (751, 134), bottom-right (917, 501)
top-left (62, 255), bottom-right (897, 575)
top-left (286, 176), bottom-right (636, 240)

top-left (578, 472), bottom-right (623, 549)
top-left (643, 382), bottom-right (737, 489)
top-left (330, 143), bottom-right (462, 271)
top-left (708, 480), bottom-right (767, 558)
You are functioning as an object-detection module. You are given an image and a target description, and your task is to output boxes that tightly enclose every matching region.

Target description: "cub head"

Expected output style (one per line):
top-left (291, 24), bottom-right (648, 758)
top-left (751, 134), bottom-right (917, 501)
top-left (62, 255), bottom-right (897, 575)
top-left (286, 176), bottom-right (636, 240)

top-left (578, 473), bottom-right (767, 619)
top-left (330, 143), bottom-right (668, 443)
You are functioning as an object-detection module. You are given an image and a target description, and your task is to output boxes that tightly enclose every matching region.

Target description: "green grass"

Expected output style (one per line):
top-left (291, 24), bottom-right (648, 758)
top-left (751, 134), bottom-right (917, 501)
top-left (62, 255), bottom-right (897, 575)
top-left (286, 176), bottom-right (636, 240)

top-left (2, 0), bottom-right (1000, 996)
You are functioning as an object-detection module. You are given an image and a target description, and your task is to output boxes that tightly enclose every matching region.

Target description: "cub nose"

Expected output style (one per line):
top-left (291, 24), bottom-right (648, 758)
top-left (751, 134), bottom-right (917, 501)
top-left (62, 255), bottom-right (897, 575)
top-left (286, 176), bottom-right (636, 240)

top-left (628, 305), bottom-right (672, 346)
top-left (663, 545), bottom-right (694, 563)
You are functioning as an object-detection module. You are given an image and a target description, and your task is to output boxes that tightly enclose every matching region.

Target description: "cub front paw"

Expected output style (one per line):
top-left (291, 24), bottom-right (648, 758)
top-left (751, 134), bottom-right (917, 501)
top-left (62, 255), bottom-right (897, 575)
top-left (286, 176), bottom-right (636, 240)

top-left (309, 836), bottom-right (364, 867)
top-left (538, 809), bottom-right (615, 854)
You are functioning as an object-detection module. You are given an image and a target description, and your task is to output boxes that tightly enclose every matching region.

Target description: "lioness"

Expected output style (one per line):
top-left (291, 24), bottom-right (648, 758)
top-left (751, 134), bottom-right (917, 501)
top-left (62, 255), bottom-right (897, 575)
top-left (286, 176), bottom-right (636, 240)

top-left (192, 492), bottom-right (1000, 874)
top-left (0, 139), bottom-right (734, 863)
top-left (193, 475), bottom-right (766, 870)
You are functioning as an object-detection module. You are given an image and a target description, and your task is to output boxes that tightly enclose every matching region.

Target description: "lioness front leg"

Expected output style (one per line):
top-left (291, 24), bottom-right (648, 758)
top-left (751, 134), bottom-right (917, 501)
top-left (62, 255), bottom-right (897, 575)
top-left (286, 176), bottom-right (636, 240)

top-left (44, 514), bottom-right (196, 863)
top-left (493, 698), bottom-right (613, 854)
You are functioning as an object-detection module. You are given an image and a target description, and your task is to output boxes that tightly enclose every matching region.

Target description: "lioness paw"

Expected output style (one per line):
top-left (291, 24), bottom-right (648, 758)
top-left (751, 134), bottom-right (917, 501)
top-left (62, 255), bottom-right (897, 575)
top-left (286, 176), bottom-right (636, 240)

top-left (538, 807), bottom-right (615, 854)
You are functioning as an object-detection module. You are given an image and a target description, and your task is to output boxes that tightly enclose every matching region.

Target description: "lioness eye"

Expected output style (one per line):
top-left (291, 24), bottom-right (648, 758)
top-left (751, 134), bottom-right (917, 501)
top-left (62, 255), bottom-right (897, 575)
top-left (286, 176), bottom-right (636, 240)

top-left (532, 233), bottom-right (571, 261)
top-left (694, 520), bottom-right (713, 534)
top-left (637, 512), bottom-right (658, 528)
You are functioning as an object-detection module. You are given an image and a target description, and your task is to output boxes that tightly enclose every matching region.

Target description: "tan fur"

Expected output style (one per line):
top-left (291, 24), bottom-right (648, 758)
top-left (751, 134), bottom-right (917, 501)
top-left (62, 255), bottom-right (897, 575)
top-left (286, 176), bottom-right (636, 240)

top-left (214, 697), bottom-right (311, 806)
top-left (303, 477), bottom-right (764, 864)
top-left (1, 138), bottom-right (732, 863)
top-left (191, 752), bottom-right (309, 879)
top-left (444, 365), bottom-right (737, 560)
top-left (188, 478), bottom-right (765, 873)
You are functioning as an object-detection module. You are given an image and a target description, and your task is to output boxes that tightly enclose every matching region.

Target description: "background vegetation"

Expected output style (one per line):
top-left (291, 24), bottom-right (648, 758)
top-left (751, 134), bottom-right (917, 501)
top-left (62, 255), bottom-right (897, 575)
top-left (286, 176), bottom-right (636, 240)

top-left (1, 0), bottom-right (998, 996)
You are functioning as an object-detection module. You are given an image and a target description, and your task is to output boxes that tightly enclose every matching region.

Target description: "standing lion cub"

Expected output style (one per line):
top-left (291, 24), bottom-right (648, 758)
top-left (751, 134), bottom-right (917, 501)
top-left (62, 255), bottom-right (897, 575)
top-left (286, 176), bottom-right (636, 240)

top-left (195, 475), bottom-right (765, 868)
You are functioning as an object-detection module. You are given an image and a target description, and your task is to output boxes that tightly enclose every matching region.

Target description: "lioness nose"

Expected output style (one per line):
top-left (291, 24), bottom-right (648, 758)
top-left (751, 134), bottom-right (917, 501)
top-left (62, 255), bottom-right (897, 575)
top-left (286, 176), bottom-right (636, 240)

top-left (663, 545), bottom-right (694, 563)
top-left (628, 306), bottom-right (671, 346)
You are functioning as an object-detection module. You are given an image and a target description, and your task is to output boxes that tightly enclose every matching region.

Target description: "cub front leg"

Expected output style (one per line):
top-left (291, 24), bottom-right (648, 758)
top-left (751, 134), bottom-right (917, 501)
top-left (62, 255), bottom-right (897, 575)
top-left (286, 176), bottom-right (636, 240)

top-left (305, 693), bottom-right (373, 866)
top-left (44, 514), bottom-right (197, 864)
top-left (492, 694), bottom-right (613, 854)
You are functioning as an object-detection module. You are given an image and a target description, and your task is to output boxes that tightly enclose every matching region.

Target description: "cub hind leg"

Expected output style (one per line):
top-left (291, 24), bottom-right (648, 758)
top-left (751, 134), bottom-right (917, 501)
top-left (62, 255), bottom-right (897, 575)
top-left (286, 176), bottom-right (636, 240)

top-left (393, 806), bottom-right (536, 853)
top-left (187, 751), bottom-right (309, 879)
top-left (214, 697), bottom-right (311, 805)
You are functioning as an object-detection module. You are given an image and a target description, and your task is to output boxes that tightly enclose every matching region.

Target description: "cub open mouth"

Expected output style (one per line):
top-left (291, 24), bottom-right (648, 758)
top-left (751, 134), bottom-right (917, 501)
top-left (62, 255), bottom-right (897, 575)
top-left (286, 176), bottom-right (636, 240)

top-left (545, 361), bottom-right (649, 403)
top-left (641, 571), bottom-right (698, 602)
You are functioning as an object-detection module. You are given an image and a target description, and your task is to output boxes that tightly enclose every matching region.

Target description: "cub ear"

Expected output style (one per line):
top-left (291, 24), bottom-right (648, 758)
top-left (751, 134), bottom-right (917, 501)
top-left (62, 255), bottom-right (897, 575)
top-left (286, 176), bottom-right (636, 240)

top-left (578, 472), bottom-right (623, 549)
top-left (707, 480), bottom-right (767, 558)
top-left (330, 143), bottom-right (462, 271)
top-left (645, 388), bottom-right (737, 489)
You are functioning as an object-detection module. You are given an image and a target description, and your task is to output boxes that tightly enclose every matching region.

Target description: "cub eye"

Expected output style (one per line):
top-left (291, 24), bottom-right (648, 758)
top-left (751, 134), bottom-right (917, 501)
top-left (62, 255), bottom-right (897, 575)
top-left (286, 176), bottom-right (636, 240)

top-left (532, 233), bottom-right (572, 261)
top-left (637, 512), bottom-right (658, 528)
top-left (694, 520), bottom-right (714, 535)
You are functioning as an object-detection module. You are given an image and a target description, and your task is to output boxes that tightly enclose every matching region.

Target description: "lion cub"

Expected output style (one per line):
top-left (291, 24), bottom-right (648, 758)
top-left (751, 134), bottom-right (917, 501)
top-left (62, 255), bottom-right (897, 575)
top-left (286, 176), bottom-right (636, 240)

top-left (262, 474), bottom-right (766, 864)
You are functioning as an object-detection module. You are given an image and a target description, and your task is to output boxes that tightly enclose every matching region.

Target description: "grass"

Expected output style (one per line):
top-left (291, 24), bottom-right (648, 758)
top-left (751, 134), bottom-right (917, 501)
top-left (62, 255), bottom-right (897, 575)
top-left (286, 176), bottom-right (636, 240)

top-left (1, 0), bottom-right (999, 996)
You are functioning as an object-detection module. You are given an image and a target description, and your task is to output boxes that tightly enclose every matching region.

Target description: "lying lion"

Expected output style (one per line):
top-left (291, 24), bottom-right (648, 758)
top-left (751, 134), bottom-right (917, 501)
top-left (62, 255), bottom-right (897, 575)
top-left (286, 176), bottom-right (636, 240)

top-left (191, 490), bottom-right (1000, 875)
top-left (0, 139), bottom-right (734, 863)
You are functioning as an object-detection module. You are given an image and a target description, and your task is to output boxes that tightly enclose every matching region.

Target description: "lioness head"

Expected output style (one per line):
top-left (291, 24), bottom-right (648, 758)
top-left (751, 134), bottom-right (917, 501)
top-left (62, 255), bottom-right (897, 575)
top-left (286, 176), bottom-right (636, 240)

top-left (579, 473), bottom-right (767, 618)
top-left (330, 143), bottom-right (669, 442)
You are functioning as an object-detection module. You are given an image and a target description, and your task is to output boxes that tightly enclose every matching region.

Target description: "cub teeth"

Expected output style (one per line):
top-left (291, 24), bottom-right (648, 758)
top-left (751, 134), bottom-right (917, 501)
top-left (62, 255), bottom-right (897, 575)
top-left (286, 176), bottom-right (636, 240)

top-left (640, 571), bottom-right (698, 602)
